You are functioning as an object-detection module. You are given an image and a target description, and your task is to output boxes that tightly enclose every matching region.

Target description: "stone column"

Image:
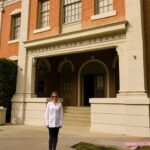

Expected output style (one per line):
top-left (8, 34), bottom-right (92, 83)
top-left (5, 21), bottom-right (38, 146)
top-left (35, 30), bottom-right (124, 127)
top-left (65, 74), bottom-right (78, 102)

top-left (116, 44), bottom-right (128, 94)
top-left (11, 0), bottom-right (30, 124)
top-left (117, 0), bottom-right (147, 98)
top-left (25, 56), bottom-right (37, 98)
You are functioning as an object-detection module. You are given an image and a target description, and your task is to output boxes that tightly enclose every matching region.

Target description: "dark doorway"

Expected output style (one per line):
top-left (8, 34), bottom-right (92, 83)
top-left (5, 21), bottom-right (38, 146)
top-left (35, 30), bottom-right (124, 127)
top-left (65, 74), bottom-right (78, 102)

top-left (84, 74), bottom-right (95, 106)
top-left (83, 74), bottom-right (105, 106)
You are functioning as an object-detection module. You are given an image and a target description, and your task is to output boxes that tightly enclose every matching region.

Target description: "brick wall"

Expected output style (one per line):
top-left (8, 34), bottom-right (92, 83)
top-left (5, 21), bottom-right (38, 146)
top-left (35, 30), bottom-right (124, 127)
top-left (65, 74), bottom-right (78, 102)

top-left (0, 2), bottom-right (21, 58)
top-left (81, 0), bottom-right (125, 29)
top-left (28, 0), bottom-right (61, 40)
top-left (28, 0), bottom-right (125, 40)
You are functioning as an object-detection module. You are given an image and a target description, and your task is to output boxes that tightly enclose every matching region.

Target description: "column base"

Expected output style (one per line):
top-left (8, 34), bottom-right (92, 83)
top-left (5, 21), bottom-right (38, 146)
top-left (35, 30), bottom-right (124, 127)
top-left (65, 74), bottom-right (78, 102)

top-left (117, 91), bottom-right (148, 99)
top-left (90, 97), bottom-right (150, 137)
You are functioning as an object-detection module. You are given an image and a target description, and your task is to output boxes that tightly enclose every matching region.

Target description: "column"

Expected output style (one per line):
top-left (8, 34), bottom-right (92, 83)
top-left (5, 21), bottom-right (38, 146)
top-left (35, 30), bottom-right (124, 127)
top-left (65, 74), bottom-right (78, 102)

top-left (119, 0), bottom-right (147, 97)
top-left (11, 0), bottom-right (30, 124)
top-left (12, 0), bottom-right (30, 100)
top-left (116, 44), bottom-right (128, 95)
top-left (25, 56), bottom-right (37, 98)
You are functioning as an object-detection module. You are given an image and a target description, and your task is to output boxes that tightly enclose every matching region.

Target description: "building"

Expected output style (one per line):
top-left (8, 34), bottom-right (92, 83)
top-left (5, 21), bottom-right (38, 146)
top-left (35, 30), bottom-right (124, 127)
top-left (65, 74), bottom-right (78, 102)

top-left (0, 0), bottom-right (150, 137)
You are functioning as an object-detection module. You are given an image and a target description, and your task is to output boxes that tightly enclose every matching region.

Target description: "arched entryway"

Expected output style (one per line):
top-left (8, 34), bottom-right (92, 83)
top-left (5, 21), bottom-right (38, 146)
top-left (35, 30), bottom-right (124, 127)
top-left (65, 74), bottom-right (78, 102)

top-left (78, 58), bottom-right (109, 106)
top-left (35, 58), bottom-right (51, 97)
top-left (58, 59), bottom-right (74, 106)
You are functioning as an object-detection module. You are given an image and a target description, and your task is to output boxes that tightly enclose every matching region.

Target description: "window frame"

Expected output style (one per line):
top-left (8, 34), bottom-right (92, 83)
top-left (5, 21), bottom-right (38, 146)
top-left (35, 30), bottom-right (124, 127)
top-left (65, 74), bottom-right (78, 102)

top-left (62, 0), bottom-right (81, 24)
top-left (95, 0), bottom-right (113, 15)
top-left (91, 0), bottom-right (116, 20)
top-left (38, 0), bottom-right (50, 29)
top-left (10, 13), bottom-right (21, 41)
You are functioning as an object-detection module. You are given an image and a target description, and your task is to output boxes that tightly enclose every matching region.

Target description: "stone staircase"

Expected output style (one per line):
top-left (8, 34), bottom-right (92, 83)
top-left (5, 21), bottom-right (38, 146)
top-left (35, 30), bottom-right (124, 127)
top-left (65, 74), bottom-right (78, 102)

top-left (63, 107), bottom-right (91, 128)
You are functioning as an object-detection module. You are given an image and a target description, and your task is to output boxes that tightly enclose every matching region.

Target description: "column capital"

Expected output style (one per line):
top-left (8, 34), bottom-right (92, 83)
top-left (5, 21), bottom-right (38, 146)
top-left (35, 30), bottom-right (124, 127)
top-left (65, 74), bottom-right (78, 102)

top-left (116, 44), bottom-right (127, 56)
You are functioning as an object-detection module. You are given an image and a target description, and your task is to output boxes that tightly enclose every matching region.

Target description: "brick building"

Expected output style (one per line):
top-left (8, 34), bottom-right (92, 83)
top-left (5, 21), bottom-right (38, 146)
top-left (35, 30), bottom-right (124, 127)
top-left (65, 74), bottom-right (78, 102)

top-left (0, 0), bottom-right (150, 137)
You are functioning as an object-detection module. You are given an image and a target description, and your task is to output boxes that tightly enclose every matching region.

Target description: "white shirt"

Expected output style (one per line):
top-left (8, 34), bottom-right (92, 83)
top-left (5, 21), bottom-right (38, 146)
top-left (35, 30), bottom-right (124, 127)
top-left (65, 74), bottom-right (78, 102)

top-left (45, 101), bottom-right (63, 128)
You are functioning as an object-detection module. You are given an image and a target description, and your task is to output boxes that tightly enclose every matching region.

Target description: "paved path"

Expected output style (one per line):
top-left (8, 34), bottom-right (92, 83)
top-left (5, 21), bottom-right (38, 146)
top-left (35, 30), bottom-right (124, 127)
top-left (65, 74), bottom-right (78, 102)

top-left (0, 125), bottom-right (149, 150)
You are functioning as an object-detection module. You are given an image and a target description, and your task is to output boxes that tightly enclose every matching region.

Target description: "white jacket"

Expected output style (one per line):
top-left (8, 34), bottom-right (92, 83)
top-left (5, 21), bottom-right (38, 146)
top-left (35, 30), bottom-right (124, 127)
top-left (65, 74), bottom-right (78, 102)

top-left (45, 101), bottom-right (63, 128)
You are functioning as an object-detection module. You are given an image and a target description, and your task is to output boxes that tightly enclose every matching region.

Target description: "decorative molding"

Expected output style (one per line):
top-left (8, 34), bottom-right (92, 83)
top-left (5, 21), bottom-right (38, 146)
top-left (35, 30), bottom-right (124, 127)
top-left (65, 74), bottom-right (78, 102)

top-left (3, 0), bottom-right (21, 7)
top-left (33, 26), bottom-right (51, 34)
top-left (25, 21), bottom-right (127, 48)
top-left (91, 10), bottom-right (116, 20)
top-left (61, 22), bottom-right (81, 33)
top-left (10, 8), bottom-right (21, 16)
top-left (8, 39), bottom-right (19, 44)
top-left (58, 57), bottom-right (75, 72)
top-left (9, 55), bottom-right (18, 61)
top-left (28, 34), bottom-right (126, 55)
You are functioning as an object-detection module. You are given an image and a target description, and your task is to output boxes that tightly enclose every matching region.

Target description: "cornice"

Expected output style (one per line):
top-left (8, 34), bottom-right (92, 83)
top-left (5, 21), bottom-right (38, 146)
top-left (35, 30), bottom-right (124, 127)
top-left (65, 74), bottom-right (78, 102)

top-left (24, 21), bottom-right (127, 49)
top-left (27, 33), bottom-right (126, 57)
top-left (3, 0), bottom-right (21, 7)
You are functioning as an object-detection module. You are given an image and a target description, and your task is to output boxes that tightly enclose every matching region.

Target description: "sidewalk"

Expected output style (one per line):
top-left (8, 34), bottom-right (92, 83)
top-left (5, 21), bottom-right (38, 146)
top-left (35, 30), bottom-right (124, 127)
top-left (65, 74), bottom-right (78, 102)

top-left (0, 125), bottom-right (149, 150)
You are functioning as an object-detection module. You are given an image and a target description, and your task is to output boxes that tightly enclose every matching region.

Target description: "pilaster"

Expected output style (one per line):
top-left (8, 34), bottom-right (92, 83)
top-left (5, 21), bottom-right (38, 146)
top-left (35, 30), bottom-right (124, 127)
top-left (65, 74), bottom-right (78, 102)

top-left (25, 56), bottom-right (37, 98)
top-left (11, 0), bottom-right (30, 124)
top-left (117, 0), bottom-right (147, 98)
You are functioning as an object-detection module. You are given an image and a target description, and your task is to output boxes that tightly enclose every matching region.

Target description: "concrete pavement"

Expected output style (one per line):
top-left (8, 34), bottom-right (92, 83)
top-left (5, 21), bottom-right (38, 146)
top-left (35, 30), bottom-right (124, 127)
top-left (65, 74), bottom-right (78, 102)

top-left (0, 125), bottom-right (149, 150)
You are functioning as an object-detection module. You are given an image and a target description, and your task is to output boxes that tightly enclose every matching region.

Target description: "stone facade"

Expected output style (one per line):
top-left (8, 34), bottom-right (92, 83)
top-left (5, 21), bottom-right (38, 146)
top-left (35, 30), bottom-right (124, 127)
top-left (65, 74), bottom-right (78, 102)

top-left (0, 0), bottom-right (149, 137)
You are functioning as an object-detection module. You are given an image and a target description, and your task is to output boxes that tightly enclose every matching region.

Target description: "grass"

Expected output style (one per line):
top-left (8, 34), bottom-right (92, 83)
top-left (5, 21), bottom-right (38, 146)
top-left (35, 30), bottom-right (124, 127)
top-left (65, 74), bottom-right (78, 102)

top-left (135, 147), bottom-right (150, 150)
top-left (71, 142), bottom-right (120, 150)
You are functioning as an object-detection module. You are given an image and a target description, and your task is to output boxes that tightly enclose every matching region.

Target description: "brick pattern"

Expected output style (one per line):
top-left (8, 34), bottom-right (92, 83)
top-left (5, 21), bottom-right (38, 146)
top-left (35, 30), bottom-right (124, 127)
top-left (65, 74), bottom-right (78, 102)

top-left (28, 0), bottom-right (61, 40)
top-left (0, 2), bottom-right (21, 58)
top-left (28, 0), bottom-right (125, 40)
top-left (81, 0), bottom-right (125, 29)
top-left (0, 1), bottom-right (125, 57)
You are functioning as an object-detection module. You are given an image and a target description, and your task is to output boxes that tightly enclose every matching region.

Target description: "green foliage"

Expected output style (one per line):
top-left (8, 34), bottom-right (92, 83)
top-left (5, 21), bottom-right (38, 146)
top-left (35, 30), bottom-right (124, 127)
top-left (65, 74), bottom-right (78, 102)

top-left (0, 58), bottom-right (17, 122)
top-left (136, 147), bottom-right (150, 150)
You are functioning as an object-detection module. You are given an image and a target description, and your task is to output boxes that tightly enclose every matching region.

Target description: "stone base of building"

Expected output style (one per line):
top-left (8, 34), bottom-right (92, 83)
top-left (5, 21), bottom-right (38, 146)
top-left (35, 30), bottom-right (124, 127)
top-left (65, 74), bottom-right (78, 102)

top-left (90, 97), bottom-right (150, 137)
top-left (11, 96), bottom-right (49, 126)
top-left (11, 96), bottom-right (63, 126)
top-left (11, 95), bottom-right (150, 137)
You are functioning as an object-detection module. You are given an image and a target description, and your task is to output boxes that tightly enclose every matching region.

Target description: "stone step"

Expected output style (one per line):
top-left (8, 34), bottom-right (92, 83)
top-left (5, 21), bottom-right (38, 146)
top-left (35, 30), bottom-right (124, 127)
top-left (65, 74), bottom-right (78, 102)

top-left (63, 107), bottom-right (91, 127)
top-left (64, 107), bottom-right (90, 114)
top-left (64, 113), bottom-right (90, 118)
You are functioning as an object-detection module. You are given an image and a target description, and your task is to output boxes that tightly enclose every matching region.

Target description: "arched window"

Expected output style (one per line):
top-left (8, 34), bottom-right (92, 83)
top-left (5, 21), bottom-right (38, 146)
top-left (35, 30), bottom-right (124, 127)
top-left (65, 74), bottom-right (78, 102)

top-left (60, 62), bottom-right (73, 106)
top-left (35, 59), bottom-right (50, 97)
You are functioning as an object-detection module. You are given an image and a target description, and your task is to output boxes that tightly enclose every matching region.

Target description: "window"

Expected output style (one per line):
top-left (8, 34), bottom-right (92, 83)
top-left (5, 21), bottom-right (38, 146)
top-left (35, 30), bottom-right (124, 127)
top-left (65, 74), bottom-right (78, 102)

top-left (60, 63), bottom-right (73, 106)
top-left (96, 0), bottom-right (113, 14)
top-left (38, 0), bottom-right (50, 28)
top-left (10, 14), bottom-right (21, 40)
top-left (91, 0), bottom-right (116, 20)
top-left (63, 0), bottom-right (81, 24)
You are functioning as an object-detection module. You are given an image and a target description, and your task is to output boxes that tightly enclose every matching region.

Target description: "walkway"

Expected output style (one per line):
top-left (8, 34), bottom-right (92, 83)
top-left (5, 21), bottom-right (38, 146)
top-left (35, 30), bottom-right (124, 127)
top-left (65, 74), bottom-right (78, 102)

top-left (0, 125), bottom-right (149, 150)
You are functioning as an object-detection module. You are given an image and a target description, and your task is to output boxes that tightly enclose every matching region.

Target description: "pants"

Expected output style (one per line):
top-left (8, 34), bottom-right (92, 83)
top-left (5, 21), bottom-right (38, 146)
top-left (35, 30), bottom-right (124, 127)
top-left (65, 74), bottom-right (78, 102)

top-left (48, 127), bottom-right (60, 150)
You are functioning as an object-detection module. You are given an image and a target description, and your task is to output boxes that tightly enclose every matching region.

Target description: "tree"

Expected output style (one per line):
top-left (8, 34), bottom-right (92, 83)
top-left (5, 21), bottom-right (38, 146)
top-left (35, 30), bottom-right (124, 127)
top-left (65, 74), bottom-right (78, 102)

top-left (0, 58), bottom-right (17, 122)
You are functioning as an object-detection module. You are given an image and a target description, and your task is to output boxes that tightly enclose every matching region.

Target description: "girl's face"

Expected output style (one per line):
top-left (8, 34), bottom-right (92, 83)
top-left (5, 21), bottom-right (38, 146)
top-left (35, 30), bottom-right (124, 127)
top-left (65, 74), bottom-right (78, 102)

top-left (51, 93), bottom-right (58, 103)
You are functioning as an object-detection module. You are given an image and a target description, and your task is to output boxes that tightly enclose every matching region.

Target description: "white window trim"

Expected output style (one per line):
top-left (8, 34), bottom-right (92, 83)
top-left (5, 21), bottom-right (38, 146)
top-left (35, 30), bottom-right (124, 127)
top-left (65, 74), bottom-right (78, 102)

top-left (9, 55), bottom-right (18, 61)
top-left (9, 9), bottom-right (21, 16)
top-left (8, 39), bottom-right (19, 44)
top-left (33, 26), bottom-right (51, 34)
top-left (91, 10), bottom-right (116, 20)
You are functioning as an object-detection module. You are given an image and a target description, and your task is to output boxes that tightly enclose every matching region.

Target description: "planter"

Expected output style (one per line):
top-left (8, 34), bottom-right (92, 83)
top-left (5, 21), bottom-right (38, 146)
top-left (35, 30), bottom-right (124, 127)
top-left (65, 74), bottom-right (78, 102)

top-left (0, 106), bottom-right (6, 125)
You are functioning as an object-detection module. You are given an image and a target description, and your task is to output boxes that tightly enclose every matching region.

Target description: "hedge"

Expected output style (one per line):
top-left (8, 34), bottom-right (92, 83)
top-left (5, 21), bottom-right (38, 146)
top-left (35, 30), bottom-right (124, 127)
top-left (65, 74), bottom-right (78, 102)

top-left (0, 58), bottom-right (17, 122)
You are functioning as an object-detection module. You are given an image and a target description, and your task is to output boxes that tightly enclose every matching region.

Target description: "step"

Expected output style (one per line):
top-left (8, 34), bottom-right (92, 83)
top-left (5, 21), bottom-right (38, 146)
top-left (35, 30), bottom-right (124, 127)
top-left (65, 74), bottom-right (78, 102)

top-left (64, 107), bottom-right (90, 114)
top-left (63, 107), bottom-right (91, 127)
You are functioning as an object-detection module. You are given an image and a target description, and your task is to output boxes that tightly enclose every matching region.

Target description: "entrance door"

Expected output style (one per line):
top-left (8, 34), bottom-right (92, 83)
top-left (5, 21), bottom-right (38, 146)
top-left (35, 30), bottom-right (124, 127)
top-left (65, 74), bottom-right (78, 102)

top-left (83, 74), bottom-right (105, 106)
top-left (84, 74), bottom-right (94, 106)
